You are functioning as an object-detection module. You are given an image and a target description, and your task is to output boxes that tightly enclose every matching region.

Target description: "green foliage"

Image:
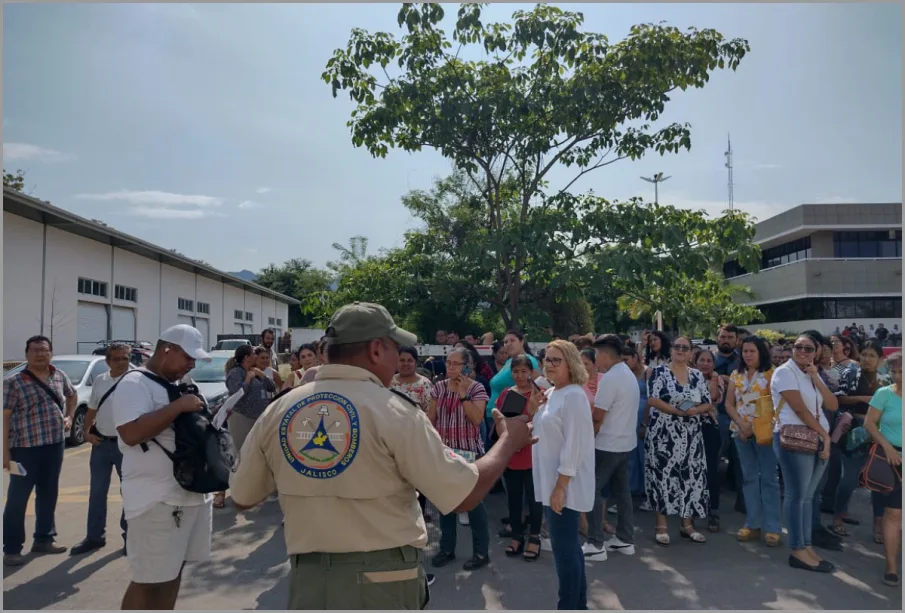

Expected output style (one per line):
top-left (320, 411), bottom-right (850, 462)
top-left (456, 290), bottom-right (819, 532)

top-left (3, 169), bottom-right (25, 191)
top-left (255, 258), bottom-right (334, 327)
top-left (324, 3), bottom-right (750, 326)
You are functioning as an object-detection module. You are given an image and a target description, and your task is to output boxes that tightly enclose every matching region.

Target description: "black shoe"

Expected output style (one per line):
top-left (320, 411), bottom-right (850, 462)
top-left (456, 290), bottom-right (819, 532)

top-left (30, 542), bottom-right (67, 555)
top-left (3, 553), bottom-right (26, 567)
top-left (431, 551), bottom-right (456, 568)
top-left (883, 572), bottom-right (901, 587)
top-left (812, 526), bottom-right (844, 551)
top-left (69, 539), bottom-right (105, 556)
top-left (426, 573), bottom-right (436, 586)
top-left (463, 555), bottom-right (490, 571)
top-left (789, 555), bottom-right (834, 573)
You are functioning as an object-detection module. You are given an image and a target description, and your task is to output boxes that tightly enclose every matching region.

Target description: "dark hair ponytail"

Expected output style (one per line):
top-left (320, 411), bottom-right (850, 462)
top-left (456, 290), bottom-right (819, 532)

top-left (228, 344), bottom-right (254, 374)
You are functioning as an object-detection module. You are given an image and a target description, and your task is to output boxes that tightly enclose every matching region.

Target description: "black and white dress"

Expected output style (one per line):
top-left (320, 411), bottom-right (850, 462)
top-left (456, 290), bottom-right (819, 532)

top-left (644, 365), bottom-right (711, 518)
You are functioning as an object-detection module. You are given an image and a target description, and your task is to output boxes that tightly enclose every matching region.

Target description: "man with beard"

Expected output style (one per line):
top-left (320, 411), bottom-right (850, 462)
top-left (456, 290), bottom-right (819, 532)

top-left (714, 324), bottom-right (744, 513)
top-left (260, 329), bottom-right (284, 389)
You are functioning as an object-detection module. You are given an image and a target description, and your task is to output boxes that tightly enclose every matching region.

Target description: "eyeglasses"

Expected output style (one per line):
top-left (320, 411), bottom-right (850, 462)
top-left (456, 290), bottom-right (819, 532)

top-left (544, 356), bottom-right (564, 366)
top-left (672, 344), bottom-right (691, 352)
top-left (792, 345), bottom-right (816, 353)
top-left (446, 360), bottom-right (465, 367)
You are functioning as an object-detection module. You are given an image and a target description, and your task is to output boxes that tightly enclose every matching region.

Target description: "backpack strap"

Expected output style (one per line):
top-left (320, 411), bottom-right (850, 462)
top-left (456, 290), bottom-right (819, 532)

top-left (126, 369), bottom-right (183, 455)
top-left (22, 369), bottom-right (64, 412)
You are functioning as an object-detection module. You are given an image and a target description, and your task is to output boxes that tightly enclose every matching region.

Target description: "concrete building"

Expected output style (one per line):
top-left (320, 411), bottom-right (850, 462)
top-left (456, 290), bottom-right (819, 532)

top-left (2, 186), bottom-right (299, 360)
top-left (724, 202), bottom-right (902, 335)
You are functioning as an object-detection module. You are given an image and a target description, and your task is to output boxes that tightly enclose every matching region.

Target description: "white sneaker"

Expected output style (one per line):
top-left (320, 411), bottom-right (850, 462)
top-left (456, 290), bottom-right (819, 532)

top-left (541, 537), bottom-right (553, 552)
top-left (458, 512), bottom-right (470, 526)
top-left (581, 542), bottom-right (608, 561)
top-left (605, 537), bottom-right (635, 556)
top-left (638, 501), bottom-right (653, 512)
top-left (607, 505), bottom-right (617, 515)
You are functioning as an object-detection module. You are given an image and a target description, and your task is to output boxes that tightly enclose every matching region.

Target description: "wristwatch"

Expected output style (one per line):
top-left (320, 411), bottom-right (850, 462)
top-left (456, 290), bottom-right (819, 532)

top-left (460, 394), bottom-right (472, 402)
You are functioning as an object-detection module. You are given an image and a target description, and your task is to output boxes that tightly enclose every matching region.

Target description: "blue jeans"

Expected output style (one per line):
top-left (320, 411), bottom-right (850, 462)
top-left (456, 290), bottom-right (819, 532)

top-left (545, 507), bottom-right (587, 610)
top-left (3, 442), bottom-right (65, 555)
top-left (734, 436), bottom-right (782, 533)
top-left (438, 502), bottom-right (489, 559)
top-left (774, 433), bottom-right (827, 550)
top-left (87, 438), bottom-right (127, 543)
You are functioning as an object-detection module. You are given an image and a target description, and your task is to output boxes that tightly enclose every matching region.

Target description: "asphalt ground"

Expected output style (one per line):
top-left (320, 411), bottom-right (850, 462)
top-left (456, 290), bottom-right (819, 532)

top-left (3, 442), bottom-right (902, 610)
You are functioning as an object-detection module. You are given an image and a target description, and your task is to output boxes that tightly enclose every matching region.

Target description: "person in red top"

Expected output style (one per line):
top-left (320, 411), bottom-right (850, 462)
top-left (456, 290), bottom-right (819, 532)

top-left (497, 354), bottom-right (544, 561)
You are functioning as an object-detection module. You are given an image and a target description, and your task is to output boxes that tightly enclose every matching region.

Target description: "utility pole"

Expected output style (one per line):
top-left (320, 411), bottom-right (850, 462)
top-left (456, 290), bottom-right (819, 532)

top-left (725, 134), bottom-right (734, 211)
top-left (640, 172), bottom-right (671, 204)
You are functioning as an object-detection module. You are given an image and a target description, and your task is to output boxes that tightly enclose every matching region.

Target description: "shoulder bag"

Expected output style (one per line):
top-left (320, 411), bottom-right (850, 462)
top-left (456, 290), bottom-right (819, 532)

top-left (777, 371), bottom-right (821, 454)
top-left (859, 442), bottom-right (902, 493)
top-left (22, 369), bottom-right (64, 413)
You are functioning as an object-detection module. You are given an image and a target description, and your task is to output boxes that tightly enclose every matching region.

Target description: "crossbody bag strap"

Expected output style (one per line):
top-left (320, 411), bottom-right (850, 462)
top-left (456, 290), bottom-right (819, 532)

top-left (22, 369), bottom-right (64, 412)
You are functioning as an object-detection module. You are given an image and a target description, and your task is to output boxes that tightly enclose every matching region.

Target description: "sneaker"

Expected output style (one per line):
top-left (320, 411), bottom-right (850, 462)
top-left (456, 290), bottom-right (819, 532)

top-left (458, 513), bottom-right (470, 526)
top-left (69, 538), bottom-right (105, 556)
top-left (426, 573), bottom-right (436, 586)
top-left (638, 501), bottom-right (653, 512)
top-left (582, 542), bottom-right (608, 561)
top-left (463, 555), bottom-right (490, 571)
top-left (3, 553), bottom-right (26, 567)
top-left (605, 537), bottom-right (636, 556)
top-left (431, 551), bottom-right (456, 568)
top-left (30, 542), bottom-right (67, 555)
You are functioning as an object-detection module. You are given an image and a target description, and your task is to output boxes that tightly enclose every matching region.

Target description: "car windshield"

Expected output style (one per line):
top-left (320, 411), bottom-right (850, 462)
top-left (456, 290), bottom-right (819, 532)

top-left (188, 357), bottom-right (230, 383)
top-left (219, 340), bottom-right (246, 350)
top-left (51, 359), bottom-right (93, 384)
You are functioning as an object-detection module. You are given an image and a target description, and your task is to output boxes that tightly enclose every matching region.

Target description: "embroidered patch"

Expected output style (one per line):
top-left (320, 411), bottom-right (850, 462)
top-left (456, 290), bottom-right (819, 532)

top-left (279, 392), bottom-right (360, 479)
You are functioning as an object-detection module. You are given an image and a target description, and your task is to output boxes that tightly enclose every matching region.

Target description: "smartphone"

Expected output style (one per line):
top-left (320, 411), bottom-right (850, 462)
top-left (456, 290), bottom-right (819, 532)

top-left (533, 375), bottom-right (552, 391)
top-left (462, 365), bottom-right (473, 377)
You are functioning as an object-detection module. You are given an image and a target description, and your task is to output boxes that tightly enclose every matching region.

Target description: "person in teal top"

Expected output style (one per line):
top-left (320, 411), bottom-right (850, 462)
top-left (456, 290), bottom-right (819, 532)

top-left (864, 351), bottom-right (902, 588)
top-left (487, 331), bottom-right (540, 418)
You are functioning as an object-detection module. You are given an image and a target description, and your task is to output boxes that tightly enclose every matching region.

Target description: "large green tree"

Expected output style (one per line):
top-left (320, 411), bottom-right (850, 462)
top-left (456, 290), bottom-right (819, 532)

top-left (3, 169), bottom-right (25, 191)
top-left (324, 2), bottom-right (750, 326)
top-left (255, 258), bottom-right (334, 327)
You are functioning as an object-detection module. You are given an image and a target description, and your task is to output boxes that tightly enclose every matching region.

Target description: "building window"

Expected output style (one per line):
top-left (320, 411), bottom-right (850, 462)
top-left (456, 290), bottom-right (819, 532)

top-left (758, 296), bottom-right (902, 324)
top-left (78, 277), bottom-right (108, 298)
top-left (276, 318), bottom-right (282, 326)
top-left (178, 297), bottom-right (194, 312)
top-left (233, 309), bottom-right (243, 320)
top-left (833, 231), bottom-right (902, 259)
top-left (197, 302), bottom-right (210, 315)
top-left (723, 236), bottom-right (813, 279)
top-left (114, 285), bottom-right (137, 302)
top-left (268, 317), bottom-right (276, 325)
top-left (245, 312), bottom-right (253, 321)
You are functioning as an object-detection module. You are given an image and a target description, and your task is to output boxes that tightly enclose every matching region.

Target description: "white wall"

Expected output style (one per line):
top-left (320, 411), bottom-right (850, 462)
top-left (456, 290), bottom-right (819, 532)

top-left (244, 290), bottom-right (263, 333)
top-left (161, 264), bottom-right (196, 330)
top-left (113, 247), bottom-right (161, 344)
top-left (277, 302), bottom-right (289, 333)
top-left (223, 284), bottom-right (245, 335)
top-left (746, 318), bottom-right (902, 336)
top-left (196, 275), bottom-right (224, 339)
top-left (3, 213), bottom-right (45, 359)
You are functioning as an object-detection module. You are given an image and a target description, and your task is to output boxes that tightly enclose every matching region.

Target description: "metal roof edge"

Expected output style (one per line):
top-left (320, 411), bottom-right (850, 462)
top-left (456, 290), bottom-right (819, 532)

top-left (2, 186), bottom-right (301, 305)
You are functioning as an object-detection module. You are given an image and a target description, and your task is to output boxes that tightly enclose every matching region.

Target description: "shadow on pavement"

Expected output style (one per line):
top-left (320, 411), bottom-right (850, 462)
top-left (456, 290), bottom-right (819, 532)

top-left (3, 548), bottom-right (123, 610)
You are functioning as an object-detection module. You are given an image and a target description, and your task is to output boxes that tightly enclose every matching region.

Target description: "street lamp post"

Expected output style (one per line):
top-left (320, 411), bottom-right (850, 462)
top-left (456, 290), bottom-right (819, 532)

top-left (640, 172), bottom-right (671, 205)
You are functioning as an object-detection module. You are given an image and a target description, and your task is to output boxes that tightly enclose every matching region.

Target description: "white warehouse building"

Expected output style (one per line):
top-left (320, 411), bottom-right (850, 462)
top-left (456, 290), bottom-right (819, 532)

top-left (2, 186), bottom-right (299, 361)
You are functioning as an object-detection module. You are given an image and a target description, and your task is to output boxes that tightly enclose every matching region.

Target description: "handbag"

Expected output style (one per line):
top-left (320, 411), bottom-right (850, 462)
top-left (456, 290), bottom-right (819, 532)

top-left (778, 373), bottom-right (821, 454)
top-left (859, 442), bottom-right (902, 494)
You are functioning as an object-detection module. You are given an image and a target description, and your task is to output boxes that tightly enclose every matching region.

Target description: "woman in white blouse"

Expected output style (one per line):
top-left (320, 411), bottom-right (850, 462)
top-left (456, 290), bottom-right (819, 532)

top-left (527, 340), bottom-right (596, 611)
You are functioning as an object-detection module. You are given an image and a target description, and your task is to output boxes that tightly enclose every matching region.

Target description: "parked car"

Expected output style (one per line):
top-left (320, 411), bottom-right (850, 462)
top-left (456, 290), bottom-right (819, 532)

top-left (212, 339), bottom-right (251, 352)
top-left (89, 341), bottom-right (154, 366)
top-left (187, 350), bottom-right (232, 414)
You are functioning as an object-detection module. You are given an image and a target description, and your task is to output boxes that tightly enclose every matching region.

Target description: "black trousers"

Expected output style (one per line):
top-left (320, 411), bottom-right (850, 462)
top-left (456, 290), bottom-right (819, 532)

top-left (504, 468), bottom-right (542, 537)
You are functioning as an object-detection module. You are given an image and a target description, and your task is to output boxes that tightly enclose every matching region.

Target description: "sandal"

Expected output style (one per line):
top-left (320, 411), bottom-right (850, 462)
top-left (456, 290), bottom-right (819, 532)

top-left (764, 533), bottom-right (781, 547)
top-left (655, 526), bottom-right (670, 546)
top-left (737, 527), bottom-right (762, 542)
top-left (680, 524), bottom-right (707, 543)
top-left (827, 523), bottom-right (849, 537)
top-left (523, 536), bottom-right (541, 561)
top-left (213, 492), bottom-right (226, 509)
top-left (504, 537), bottom-right (524, 557)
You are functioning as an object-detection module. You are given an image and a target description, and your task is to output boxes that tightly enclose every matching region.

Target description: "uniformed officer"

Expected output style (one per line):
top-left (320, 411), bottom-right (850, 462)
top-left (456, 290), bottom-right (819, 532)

top-left (229, 302), bottom-right (535, 610)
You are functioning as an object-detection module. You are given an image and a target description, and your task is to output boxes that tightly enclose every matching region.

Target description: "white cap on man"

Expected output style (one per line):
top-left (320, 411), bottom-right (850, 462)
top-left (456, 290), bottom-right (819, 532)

top-left (158, 325), bottom-right (211, 362)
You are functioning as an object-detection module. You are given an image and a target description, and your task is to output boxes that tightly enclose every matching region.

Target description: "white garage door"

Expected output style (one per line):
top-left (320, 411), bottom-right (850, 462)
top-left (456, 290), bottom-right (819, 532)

top-left (111, 307), bottom-right (136, 342)
top-left (233, 322), bottom-right (244, 334)
top-left (77, 302), bottom-right (108, 354)
top-left (177, 315), bottom-right (195, 328)
top-left (195, 318), bottom-right (210, 350)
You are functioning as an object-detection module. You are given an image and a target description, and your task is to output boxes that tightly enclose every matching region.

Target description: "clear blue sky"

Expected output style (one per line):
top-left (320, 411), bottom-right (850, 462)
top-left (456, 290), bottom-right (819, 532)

top-left (3, 3), bottom-right (901, 272)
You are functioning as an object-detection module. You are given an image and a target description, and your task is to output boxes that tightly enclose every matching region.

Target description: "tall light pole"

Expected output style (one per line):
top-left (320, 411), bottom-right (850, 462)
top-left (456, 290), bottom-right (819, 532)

top-left (640, 172), bottom-right (671, 204)
top-left (725, 134), bottom-right (734, 211)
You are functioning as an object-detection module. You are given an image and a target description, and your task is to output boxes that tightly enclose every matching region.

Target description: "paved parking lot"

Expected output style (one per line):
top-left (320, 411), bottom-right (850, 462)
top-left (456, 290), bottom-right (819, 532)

top-left (3, 443), bottom-right (901, 610)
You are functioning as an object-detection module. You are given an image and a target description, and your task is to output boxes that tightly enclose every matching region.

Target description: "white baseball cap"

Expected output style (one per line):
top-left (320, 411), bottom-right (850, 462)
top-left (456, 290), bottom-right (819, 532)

top-left (159, 325), bottom-right (211, 362)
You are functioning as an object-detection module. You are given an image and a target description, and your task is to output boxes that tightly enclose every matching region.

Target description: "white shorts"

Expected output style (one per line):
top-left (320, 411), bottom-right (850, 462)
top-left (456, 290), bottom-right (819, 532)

top-left (126, 501), bottom-right (212, 584)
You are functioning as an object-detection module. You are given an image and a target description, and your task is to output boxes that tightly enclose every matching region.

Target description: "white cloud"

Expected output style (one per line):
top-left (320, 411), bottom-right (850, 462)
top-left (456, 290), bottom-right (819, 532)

top-left (238, 200), bottom-right (262, 209)
top-left (3, 142), bottom-right (70, 162)
top-left (75, 189), bottom-right (223, 207)
top-left (129, 207), bottom-right (208, 220)
top-left (255, 187), bottom-right (271, 194)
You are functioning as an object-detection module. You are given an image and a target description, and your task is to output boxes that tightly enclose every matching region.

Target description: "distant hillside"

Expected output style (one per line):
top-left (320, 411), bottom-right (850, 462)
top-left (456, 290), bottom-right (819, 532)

top-left (230, 269), bottom-right (259, 282)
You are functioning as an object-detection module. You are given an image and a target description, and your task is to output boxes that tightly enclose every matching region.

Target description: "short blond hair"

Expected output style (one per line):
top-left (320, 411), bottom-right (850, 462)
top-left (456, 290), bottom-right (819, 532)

top-left (546, 339), bottom-right (589, 387)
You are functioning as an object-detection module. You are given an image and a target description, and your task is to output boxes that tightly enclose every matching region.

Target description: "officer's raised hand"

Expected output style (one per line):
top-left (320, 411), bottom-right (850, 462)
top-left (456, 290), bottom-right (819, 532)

top-left (491, 408), bottom-right (537, 451)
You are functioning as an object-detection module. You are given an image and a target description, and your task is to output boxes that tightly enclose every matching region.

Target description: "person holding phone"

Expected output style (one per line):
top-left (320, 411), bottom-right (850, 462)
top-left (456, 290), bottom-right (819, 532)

top-left (771, 333), bottom-right (838, 573)
top-left (496, 355), bottom-right (544, 561)
top-left (645, 336), bottom-right (713, 546)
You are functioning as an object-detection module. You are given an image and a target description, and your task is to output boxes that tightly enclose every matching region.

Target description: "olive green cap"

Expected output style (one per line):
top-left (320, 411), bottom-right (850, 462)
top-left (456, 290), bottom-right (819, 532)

top-left (325, 302), bottom-right (418, 346)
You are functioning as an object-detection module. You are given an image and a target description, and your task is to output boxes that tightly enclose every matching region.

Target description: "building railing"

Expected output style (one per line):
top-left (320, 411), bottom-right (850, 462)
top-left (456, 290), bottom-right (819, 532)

top-left (727, 257), bottom-right (902, 281)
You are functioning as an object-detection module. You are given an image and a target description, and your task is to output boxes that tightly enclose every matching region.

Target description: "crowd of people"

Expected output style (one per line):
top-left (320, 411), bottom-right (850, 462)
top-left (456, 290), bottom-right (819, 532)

top-left (2, 312), bottom-right (902, 610)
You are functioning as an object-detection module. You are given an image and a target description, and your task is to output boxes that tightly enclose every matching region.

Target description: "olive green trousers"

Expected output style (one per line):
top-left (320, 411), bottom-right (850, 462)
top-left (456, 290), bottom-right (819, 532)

top-left (288, 545), bottom-right (429, 610)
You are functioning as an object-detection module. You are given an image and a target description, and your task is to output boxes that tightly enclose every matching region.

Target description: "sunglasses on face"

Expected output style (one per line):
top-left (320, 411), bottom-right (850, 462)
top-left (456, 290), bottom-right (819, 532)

top-left (793, 345), bottom-right (816, 353)
top-left (544, 356), bottom-right (564, 366)
top-left (672, 344), bottom-right (691, 352)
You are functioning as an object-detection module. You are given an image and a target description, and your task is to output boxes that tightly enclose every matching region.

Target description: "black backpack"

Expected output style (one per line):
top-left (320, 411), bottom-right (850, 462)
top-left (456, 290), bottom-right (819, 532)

top-left (116, 370), bottom-right (239, 494)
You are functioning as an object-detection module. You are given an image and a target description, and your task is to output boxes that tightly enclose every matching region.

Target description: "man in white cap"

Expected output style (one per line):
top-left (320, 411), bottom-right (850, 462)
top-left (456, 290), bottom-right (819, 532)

top-left (112, 325), bottom-right (211, 610)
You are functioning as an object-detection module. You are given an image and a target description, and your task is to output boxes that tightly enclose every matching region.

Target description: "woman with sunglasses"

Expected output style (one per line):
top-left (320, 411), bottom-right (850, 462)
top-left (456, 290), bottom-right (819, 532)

top-left (645, 336), bottom-right (713, 545)
top-left (771, 334), bottom-right (838, 573)
top-left (527, 340), bottom-right (595, 610)
top-left (863, 352), bottom-right (902, 587)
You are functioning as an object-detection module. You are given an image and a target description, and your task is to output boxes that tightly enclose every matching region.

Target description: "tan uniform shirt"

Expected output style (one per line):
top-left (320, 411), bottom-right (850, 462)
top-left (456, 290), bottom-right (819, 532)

top-left (230, 364), bottom-right (479, 555)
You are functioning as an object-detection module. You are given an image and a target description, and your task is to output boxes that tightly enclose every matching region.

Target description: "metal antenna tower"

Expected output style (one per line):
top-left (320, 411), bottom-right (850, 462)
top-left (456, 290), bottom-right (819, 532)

top-left (640, 172), bottom-right (671, 205)
top-left (725, 134), bottom-right (734, 211)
